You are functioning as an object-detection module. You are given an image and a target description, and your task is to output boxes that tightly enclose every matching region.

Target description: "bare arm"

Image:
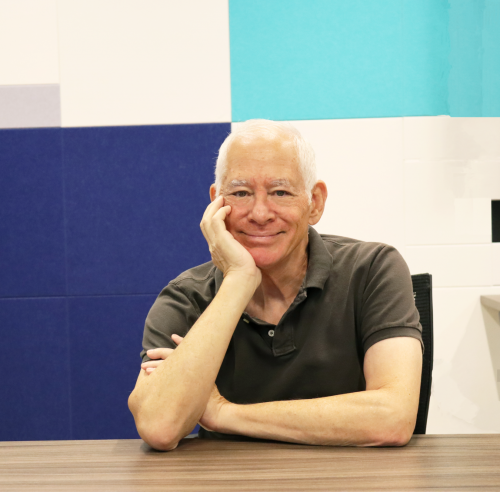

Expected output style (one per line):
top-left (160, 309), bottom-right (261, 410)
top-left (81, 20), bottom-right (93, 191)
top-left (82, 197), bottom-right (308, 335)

top-left (207, 337), bottom-right (422, 446)
top-left (128, 196), bottom-right (260, 450)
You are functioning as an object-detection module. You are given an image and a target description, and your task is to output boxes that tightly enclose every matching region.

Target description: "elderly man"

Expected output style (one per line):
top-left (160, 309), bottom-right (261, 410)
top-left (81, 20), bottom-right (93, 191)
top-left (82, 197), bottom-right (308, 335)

top-left (128, 120), bottom-right (423, 451)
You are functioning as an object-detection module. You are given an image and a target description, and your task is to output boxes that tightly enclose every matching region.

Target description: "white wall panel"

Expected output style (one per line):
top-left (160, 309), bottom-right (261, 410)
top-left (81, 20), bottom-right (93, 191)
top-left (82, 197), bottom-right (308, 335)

top-left (405, 160), bottom-right (499, 245)
top-left (493, 243), bottom-right (500, 286)
top-left (427, 287), bottom-right (500, 434)
top-left (58, 0), bottom-right (231, 127)
top-left (405, 245), bottom-right (493, 287)
top-left (0, 0), bottom-right (59, 85)
top-left (233, 119), bottom-right (406, 253)
top-left (404, 116), bottom-right (500, 161)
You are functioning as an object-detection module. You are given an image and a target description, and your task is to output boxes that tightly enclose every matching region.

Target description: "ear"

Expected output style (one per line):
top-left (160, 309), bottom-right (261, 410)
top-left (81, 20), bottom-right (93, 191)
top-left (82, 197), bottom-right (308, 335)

top-left (209, 184), bottom-right (217, 202)
top-left (308, 181), bottom-right (328, 226)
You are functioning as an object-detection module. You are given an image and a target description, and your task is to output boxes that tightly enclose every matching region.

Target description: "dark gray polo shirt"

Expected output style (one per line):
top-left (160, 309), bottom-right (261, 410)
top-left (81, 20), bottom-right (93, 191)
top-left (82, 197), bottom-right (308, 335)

top-left (141, 226), bottom-right (422, 439)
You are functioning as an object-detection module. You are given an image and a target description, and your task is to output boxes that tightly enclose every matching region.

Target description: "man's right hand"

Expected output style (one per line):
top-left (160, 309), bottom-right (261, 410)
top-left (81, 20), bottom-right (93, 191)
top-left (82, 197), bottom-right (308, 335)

top-left (200, 195), bottom-right (261, 288)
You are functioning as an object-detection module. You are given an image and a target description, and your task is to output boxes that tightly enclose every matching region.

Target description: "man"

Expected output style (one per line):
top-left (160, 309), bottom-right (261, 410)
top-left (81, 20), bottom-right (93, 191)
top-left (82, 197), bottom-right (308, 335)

top-left (128, 120), bottom-right (423, 451)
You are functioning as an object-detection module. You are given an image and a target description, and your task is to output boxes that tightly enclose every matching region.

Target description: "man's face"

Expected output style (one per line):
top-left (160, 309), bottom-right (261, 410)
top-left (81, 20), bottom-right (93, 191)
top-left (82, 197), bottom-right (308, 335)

top-left (218, 135), bottom-right (313, 270)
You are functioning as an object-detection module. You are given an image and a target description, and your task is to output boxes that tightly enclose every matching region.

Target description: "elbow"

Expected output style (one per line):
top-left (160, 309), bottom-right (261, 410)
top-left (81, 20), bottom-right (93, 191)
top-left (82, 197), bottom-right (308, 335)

top-left (135, 416), bottom-right (182, 451)
top-left (374, 421), bottom-right (413, 447)
top-left (139, 424), bottom-right (180, 451)
top-left (370, 410), bottom-right (415, 447)
top-left (128, 392), bottom-right (182, 452)
top-left (376, 426), bottom-right (413, 447)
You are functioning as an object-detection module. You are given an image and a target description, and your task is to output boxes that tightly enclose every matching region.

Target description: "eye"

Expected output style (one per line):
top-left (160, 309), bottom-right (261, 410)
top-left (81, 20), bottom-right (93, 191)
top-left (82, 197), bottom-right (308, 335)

top-left (233, 191), bottom-right (249, 198)
top-left (275, 190), bottom-right (289, 197)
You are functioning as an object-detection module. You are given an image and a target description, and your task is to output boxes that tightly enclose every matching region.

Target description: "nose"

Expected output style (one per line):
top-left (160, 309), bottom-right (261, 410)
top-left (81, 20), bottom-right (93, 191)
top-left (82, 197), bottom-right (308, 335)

top-left (247, 193), bottom-right (275, 225)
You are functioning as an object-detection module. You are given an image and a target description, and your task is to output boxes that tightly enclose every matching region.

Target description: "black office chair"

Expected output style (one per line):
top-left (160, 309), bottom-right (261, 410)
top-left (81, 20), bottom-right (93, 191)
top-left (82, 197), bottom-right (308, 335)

top-left (411, 273), bottom-right (434, 434)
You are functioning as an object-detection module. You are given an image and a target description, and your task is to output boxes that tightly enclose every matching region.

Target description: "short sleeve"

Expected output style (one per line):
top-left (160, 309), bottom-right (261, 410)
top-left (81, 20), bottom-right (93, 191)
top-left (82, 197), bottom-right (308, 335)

top-left (140, 282), bottom-right (201, 362)
top-left (359, 245), bottom-right (423, 354)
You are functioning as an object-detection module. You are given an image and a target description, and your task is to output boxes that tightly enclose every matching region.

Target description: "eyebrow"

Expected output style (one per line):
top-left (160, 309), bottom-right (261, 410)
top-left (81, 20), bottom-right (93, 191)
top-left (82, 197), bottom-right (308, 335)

top-left (269, 179), bottom-right (291, 187)
top-left (227, 179), bottom-right (251, 188)
top-left (226, 178), bottom-right (292, 189)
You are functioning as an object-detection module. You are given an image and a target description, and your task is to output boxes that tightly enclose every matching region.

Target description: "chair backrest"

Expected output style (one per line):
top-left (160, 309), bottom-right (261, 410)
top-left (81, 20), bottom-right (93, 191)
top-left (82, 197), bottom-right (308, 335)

top-left (411, 273), bottom-right (434, 434)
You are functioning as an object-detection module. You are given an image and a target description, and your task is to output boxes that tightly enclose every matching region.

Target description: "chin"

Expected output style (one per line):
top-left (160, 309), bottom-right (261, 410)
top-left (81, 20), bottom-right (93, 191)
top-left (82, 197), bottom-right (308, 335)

top-left (247, 248), bottom-right (285, 270)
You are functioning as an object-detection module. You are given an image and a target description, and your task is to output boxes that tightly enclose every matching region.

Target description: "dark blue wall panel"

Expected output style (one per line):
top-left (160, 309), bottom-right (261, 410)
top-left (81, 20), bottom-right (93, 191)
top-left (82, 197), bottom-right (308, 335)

top-left (0, 129), bottom-right (66, 297)
top-left (68, 295), bottom-right (156, 439)
top-left (0, 298), bottom-right (71, 441)
top-left (63, 124), bottom-right (230, 296)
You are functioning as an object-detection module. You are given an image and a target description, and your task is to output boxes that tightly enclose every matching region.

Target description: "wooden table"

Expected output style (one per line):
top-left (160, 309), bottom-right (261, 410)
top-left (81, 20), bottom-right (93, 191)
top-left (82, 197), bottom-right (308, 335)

top-left (1, 435), bottom-right (499, 491)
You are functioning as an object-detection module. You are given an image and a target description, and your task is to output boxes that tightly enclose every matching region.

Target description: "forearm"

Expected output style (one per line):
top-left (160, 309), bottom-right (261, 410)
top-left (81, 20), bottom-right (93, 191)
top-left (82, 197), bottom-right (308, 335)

top-left (217, 389), bottom-right (417, 447)
top-left (129, 273), bottom-right (255, 448)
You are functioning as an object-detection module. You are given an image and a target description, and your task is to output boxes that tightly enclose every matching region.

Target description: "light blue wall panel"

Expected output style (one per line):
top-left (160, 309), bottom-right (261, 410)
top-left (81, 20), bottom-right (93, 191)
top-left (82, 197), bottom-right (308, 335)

top-left (443, 0), bottom-right (500, 117)
top-left (230, 0), bottom-right (500, 120)
top-left (230, 0), bottom-right (450, 121)
top-left (402, 0), bottom-right (449, 116)
top-left (448, 0), bottom-right (485, 116)
top-left (481, 0), bottom-right (500, 116)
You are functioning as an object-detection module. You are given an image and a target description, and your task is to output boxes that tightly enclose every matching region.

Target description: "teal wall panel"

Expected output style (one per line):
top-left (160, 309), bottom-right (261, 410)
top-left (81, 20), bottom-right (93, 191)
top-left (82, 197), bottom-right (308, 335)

top-left (402, 0), bottom-right (449, 116)
top-left (230, 0), bottom-right (500, 120)
top-left (482, 0), bottom-right (500, 116)
top-left (230, 0), bottom-right (450, 121)
top-left (448, 0), bottom-right (485, 116)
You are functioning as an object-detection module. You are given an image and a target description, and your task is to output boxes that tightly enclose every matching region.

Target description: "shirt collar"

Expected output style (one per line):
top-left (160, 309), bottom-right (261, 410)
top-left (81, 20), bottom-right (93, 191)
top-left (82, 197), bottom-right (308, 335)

top-left (213, 225), bottom-right (333, 293)
top-left (304, 226), bottom-right (333, 290)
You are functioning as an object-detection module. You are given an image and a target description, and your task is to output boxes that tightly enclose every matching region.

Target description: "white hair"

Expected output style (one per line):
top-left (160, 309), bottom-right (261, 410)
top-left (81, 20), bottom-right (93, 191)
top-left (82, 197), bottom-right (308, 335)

top-left (214, 119), bottom-right (317, 200)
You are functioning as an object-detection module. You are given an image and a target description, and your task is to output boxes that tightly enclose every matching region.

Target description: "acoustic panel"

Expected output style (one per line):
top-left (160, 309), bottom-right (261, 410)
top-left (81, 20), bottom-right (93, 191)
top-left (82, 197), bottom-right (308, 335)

top-left (230, 0), bottom-right (448, 121)
top-left (0, 298), bottom-right (71, 441)
top-left (0, 0), bottom-right (59, 85)
top-left (58, 0), bottom-right (231, 126)
top-left (0, 85), bottom-right (61, 129)
top-left (63, 123), bottom-right (229, 295)
top-left (68, 295), bottom-right (156, 440)
top-left (0, 128), bottom-right (66, 297)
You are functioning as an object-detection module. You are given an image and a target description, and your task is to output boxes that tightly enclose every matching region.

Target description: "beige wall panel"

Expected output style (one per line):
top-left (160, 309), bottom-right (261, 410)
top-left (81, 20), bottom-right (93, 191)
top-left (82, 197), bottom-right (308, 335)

top-left (0, 0), bottom-right (59, 85)
top-left (427, 287), bottom-right (500, 434)
top-left (58, 0), bottom-right (231, 126)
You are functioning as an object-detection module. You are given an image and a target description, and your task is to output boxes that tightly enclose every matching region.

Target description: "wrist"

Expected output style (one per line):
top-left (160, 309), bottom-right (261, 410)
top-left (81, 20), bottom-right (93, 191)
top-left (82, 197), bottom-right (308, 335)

top-left (214, 400), bottom-right (238, 434)
top-left (223, 269), bottom-right (261, 292)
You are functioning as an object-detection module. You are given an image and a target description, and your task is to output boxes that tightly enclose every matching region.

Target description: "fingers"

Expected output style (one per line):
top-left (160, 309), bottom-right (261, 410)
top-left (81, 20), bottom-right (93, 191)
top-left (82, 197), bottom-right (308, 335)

top-left (142, 336), bottom-right (184, 373)
top-left (146, 347), bottom-right (174, 360)
top-left (141, 359), bottom-right (163, 369)
top-left (171, 334), bottom-right (184, 345)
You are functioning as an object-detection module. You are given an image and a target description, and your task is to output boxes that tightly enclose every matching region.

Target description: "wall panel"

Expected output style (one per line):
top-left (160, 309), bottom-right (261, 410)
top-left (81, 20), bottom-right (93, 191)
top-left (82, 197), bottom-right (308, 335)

top-left (58, 0), bottom-right (231, 127)
top-left (0, 0), bottom-right (59, 85)
top-left (63, 123), bottom-right (228, 296)
top-left (68, 295), bottom-right (155, 440)
top-left (0, 298), bottom-right (71, 441)
top-left (0, 128), bottom-right (66, 297)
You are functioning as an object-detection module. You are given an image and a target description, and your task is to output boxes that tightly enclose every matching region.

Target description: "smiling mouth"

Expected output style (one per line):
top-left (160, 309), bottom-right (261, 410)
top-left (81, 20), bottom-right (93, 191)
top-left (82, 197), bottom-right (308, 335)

top-left (241, 231), bottom-right (284, 237)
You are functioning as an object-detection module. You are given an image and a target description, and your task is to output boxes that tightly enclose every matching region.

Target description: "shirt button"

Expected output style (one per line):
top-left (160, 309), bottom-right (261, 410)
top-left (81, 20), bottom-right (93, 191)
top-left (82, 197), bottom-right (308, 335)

top-left (268, 329), bottom-right (275, 337)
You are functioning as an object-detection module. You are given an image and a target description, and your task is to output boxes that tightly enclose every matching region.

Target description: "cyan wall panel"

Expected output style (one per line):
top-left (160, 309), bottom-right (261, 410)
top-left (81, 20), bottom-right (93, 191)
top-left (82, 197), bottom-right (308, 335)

top-left (448, 0), bottom-right (485, 116)
top-left (0, 298), bottom-right (71, 441)
top-left (402, 0), bottom-right (449, 116)
top-left (68, 295), bottom-right (156, 440)
top-left (229, 0), bottom-right (449, 121)
top-left (448, 0), bottom-right (500, 117)
top-left (63, 123), bottom-right (229, 296)
top-left (0, 128), bottom-right (66, 297)
top-left (481, 0), bottom-right (500, 116)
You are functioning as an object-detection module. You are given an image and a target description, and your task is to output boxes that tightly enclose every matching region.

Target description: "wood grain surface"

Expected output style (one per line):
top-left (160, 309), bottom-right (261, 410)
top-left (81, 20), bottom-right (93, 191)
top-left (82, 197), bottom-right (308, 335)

top-left (0, 435), bottom-right (499, 491)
